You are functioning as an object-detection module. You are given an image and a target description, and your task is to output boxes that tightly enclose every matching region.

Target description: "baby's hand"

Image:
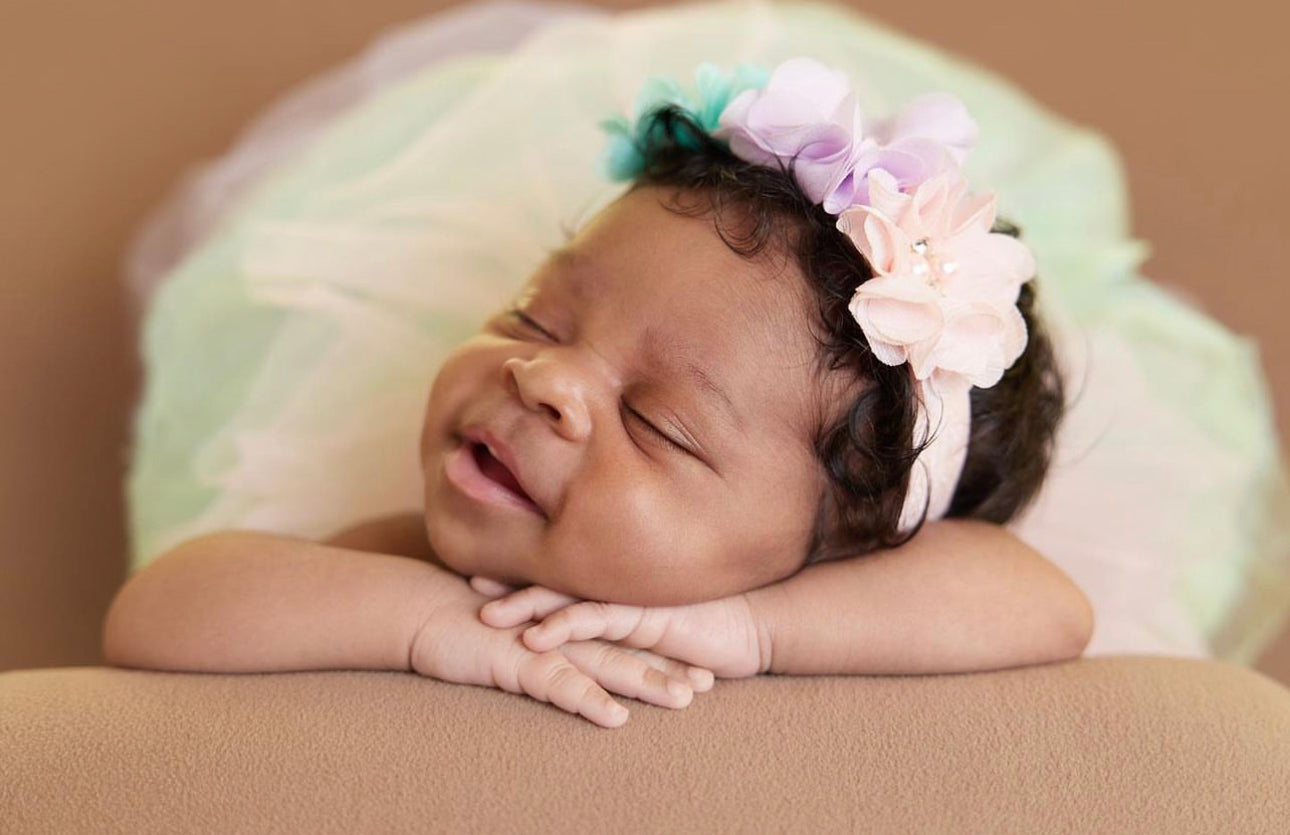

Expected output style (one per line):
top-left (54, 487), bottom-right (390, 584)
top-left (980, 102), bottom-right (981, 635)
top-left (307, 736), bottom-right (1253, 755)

top-left (473, 577), bottom-right (767, 679)
top-left (410, 575), bottom-right (704, 728)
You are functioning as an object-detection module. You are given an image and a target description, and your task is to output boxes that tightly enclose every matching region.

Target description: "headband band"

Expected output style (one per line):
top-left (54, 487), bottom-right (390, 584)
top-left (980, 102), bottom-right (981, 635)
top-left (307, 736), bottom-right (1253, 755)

top-left (602, 58), bottom-right (1035, 531)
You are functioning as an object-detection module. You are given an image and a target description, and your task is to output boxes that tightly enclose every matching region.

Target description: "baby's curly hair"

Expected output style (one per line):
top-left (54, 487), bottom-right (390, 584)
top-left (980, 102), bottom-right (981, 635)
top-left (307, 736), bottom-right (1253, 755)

top-left (628, 106), bottom-right (1065, 563)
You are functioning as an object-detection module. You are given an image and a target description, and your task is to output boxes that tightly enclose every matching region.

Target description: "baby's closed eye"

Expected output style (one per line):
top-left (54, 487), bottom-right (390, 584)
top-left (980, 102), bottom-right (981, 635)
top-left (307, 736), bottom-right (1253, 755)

top-left (623, 404), bottom-right (692, 455)
top-left (506, 307), bottom-right (559, 342)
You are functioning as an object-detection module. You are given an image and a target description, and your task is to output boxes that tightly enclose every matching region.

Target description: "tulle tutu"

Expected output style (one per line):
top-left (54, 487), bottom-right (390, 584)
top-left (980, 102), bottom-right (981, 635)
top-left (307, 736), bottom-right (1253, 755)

top-left (126, 0), bottom-right (1290, 664)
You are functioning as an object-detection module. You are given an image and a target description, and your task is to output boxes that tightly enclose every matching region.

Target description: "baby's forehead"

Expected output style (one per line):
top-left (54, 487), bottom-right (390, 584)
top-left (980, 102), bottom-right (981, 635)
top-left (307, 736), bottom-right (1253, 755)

top-left (552, 189), bottom-right (809, 313)
top-left (536, 223), bottom-right (810, 350)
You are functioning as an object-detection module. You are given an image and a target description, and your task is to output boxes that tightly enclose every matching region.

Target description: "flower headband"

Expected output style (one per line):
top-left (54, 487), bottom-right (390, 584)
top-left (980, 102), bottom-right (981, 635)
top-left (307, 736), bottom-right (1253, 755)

top-left (601, 58), bottom-right (1035, 532)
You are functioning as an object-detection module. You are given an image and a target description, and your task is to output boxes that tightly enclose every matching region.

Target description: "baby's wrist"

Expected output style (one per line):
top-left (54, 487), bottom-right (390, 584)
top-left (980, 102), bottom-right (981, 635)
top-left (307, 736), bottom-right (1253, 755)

top-left (741, 585), bottom-right (790, 675)
top-left (406, 564), bottom-right (479, 666)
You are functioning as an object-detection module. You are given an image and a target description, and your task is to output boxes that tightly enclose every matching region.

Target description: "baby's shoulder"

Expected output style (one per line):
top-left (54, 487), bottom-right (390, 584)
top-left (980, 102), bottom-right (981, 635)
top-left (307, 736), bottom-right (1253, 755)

top-left (321, 512), bottom-right (438, 564)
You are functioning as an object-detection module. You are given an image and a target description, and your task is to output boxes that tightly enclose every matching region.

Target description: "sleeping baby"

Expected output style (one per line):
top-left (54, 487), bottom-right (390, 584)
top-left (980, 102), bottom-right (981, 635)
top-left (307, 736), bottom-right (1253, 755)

top-left (104, 59), bottom-right (1092, 728)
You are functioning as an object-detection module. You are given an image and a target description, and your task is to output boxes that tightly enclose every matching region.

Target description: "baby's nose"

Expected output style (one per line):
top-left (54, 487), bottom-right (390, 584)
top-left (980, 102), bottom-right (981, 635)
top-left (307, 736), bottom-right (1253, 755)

top-left (502, 355), bottom-right (592, 442)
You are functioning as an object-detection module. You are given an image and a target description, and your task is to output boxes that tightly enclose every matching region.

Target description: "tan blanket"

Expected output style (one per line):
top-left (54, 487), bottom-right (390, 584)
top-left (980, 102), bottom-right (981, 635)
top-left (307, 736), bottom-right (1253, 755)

top-left (4, 657), bottom-right (1288, 833)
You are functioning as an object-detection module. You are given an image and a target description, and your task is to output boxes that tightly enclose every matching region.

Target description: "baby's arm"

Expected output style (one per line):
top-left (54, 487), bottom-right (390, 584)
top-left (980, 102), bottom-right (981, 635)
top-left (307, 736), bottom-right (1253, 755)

top-left (103, 520), bottom-right (705, 726)
top-left (102, 529), bottom-right (445, 673)
top-left (749, 519), bottom-right (1093, 674)
top-left (485, 520), bottom-right (1093, 676)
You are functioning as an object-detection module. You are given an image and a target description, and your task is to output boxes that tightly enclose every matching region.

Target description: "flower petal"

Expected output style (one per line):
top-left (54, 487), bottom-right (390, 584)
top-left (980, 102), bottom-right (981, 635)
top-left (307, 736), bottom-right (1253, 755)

top-left (882, 92), bottom-right (979, 164)
top-left (906, 333), bottom-right (942, 380)
top-left (950, 190), bottom-right (996, 237)
top-left (849, 276), bottom-right (944, 361)
top-left (820, 167), bottom-right (862, 214)
top-left (930, 302), bottom-right (1020, 387)
top-left (634, 76), bottom-right (691, 119)
top-left (946, 232), bottom-right (1035, 303)
top-left (861, 167), bottom-right (909, 219)
top-left (691, 63), bottom-right (768, 131)
top-left (837, 206), bottom-right (906, 274)
top-left (762, 57), bottom-right (853, 111)
top-left (717, 58), bottom-right (868, 208)
top-left (867, 335), bottom-right (910, 367)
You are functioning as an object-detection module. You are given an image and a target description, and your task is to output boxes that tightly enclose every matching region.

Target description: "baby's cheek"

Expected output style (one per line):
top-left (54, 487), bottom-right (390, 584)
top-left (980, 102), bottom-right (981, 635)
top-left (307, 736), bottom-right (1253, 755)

top-left (726, 526), bottom-right (811, 591)
top-left (543, 477), bottom-right (731, 605)
top-left (418, 356), bottom-right (471, 462)
top-left (738, 451), bottom-right (823, 559)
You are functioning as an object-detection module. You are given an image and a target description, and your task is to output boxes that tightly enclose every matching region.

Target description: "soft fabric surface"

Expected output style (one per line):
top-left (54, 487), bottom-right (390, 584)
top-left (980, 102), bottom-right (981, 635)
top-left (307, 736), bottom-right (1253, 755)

top-left (3, 659), bottom-right (1289, 832)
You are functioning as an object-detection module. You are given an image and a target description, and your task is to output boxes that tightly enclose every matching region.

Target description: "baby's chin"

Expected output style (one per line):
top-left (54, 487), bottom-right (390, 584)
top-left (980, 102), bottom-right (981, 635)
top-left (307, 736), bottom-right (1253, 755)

top-left (424, 536), bottom-right (527, 587)
top-left (525, 561), bottom-right (758, 608)
top-left (424, 512), bottom-right (790, 605)
top-left (432, 540), bottom-right (712, 605)
top-left (422, 525), bottom-right (555, 594)
top-left (421, 497), bottom-right (543, 585)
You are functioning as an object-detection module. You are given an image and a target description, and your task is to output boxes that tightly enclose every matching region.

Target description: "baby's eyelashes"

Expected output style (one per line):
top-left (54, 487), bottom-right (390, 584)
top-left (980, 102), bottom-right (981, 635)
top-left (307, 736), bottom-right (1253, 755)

top-left (507, 308), bottom-right (560, 342)
top-left (623, 404), bottom-right (691, 455)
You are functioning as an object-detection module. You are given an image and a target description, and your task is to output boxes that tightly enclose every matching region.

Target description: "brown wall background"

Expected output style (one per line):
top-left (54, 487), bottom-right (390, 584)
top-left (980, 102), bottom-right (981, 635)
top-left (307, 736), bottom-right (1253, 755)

top-left (2, 0), bottom-right (1288, 681)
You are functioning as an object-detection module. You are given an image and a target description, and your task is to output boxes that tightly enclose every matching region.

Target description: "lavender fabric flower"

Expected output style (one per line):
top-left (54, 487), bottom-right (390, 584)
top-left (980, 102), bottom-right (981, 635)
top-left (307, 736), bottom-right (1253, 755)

top-left (715, 57), bottom-right (865, 212)
top-left (851, 92), bottom-right (979, 206)
top-left (715, 58), bottom-right (979, 213)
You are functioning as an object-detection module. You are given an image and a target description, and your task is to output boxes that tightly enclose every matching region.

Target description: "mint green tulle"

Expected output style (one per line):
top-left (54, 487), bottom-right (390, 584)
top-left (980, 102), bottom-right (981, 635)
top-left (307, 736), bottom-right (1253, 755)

top-left (126, 0), bottom-right (1289, 664)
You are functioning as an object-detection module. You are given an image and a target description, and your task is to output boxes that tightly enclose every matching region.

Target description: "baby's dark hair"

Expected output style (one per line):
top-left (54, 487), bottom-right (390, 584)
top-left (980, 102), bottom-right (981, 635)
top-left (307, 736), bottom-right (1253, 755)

top-left (627, 106), bottom-right (1064, 563)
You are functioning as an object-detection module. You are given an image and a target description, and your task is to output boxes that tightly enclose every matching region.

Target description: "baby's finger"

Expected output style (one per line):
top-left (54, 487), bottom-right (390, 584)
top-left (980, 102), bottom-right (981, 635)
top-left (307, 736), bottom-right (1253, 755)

top-left (480, 585), bottom-right (582, 628)
top-left (523, 602), bottom-right (655, 652)
top-left (518, 651), bottom-right (630, 729)
top-left (559, 641), bottom-right (693, 709)
top-left (617, 646), bottom-right (716, 693)
top-left (469, 576), bottom-right (516, 598)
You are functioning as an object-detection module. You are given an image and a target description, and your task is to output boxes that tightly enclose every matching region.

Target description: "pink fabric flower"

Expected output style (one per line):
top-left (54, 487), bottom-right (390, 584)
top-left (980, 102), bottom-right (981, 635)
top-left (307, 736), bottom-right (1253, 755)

top-left (840, 170), bottom-right (1034, 387)
top-left (716, 58), bottom-right (866, 212)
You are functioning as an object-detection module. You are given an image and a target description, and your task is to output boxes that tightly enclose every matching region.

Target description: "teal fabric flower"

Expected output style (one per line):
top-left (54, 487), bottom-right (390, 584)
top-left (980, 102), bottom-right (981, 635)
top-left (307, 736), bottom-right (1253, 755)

top-left (599, 62), bottom-right (769, 181)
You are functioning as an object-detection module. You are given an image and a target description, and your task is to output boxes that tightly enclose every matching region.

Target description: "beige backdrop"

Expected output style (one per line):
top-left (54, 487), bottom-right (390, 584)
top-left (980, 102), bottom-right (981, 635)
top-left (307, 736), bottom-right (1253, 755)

top-left (2, 0), bottom-right (1287, 682)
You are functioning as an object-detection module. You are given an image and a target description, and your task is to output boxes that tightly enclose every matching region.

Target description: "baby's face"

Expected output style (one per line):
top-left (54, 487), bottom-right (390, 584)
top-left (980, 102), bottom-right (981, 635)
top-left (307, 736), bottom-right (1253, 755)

top-left (419, 186), bottom-right (839, 605)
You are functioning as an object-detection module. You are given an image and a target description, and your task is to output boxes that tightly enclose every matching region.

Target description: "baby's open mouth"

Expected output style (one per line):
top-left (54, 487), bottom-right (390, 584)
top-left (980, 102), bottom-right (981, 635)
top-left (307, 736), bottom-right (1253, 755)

top-left (470, 442), bottom-right (539, 509)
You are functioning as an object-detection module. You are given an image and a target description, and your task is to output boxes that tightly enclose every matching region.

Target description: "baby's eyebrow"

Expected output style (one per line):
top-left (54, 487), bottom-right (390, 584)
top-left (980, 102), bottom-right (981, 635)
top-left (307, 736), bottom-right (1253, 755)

top-left (642, 325), bottom-right (741, 429)
top-left (686, 361), bottom-right (737, 422)
top-left (541, 246), bottom-right (604, 304)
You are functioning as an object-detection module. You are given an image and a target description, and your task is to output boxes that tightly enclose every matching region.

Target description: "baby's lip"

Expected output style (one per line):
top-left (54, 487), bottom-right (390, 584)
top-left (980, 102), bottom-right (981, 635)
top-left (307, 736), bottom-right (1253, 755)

top-left (459, 426), bottom-right (549, 519)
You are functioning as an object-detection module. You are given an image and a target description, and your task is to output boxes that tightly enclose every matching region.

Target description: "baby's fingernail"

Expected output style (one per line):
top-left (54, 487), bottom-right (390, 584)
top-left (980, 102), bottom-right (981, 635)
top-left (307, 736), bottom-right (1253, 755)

top-left (610, 705), bottom-right (629, 724)
top-left (688, 669), bottom-right (715, 690)
top-left (668, 680), bottom-right (691, 700)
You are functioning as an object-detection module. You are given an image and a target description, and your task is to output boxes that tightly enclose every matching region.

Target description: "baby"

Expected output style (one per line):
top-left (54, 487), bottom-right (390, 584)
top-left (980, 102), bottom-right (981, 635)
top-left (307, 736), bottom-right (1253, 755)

top-left (104, 59), bottom-right (1092, 728)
